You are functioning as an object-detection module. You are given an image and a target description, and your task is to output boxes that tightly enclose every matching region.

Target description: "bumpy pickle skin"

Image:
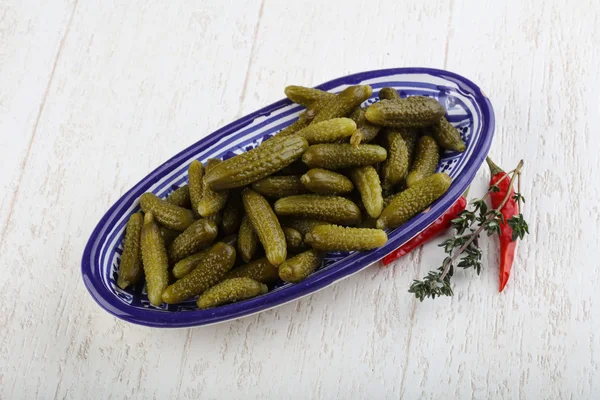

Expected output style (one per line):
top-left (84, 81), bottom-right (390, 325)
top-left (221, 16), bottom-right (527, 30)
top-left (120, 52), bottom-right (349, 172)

top-left (274, 195), bottom-right (361, 225)
top-left (282, 227), bottom-right (306, 253)
top-left (311, 85), bottom-right (373, 124)
top-left (117, 212), bottom-right (144, 289)
top-left (350, 165), bottom-right (384, 219)
top-left (197, 158), bottom-right (229, 217)
top-left (205, 135), bottom-right (309, 190)
top-left (140, 213), bottom-right (170, 306)
top-left (281, 218), bottom-right (330, 238)
top-left (242, 188), bottom-right (287, 266)
top-left (365, 97), bottom-right (446, 128)
top-left (378, 87), bottom-right (402, 100)
top-left (161, 242), bottom-right (236, 304)
top-left (139, 193), bottom-right (195, 232)
top-left (238, 215), bottom-right (260, 262)
top-left (220, 190), bottom-right (244, 235)
top-left (252, 176), bottom-right (308, 198)
top-left (188, 160), bottom-right (204, 217)
top-left (406, 136), bottom-right (440, 187)
top-left (302, 144), bottom-right (387, 170)
top-left (305, 225), bottom-right (388, 252)
top-left (376, 173), bottom-right (452, 229)
top-left (400, 128), bottom-right (419, 167)
top-left (278, 249), bottom-right (324, 283)
top-left (381, 129), bottom-right (410, 191)
top-left (300, 168), bottom-right (354, 195)
top-left (431, 117), bottom-right (466, 152)
top-left (275, 112), bottom-right (311, 139)
top-left (349, 108), bottom-right (382, 147)
top-left (172, 247), bottom-right (212, 279)
top-left (295, 118), bottom-right (357, 144)
top-left (197, 277), bottom-right (268, 309)
top-left (225, 257), bottom-right (280, 285)
top-left (167, 218), bottom-right (218, 263)
top-left (165, 185), bottom-right (191, 208)
top-left (284, 85), bottom-right (334, 107)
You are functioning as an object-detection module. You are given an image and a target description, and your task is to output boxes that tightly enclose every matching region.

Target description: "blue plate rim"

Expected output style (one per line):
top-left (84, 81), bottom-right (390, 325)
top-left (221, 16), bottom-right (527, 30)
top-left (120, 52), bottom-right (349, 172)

top-left (81, 67), bottom-right (495, 328)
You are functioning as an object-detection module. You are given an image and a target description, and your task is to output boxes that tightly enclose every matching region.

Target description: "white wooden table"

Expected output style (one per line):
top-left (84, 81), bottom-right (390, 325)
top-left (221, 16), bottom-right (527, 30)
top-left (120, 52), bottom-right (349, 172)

top-left (1, 1), bottom-right (598, 398)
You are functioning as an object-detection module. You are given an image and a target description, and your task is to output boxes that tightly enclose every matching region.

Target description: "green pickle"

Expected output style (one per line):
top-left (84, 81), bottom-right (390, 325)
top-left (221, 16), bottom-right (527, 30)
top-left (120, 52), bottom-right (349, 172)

top-left (431, 117), bottom-right (466, 152)
top-left (311, 85), bottom-right (373, 124)
top-left (162, 242), bottom-right (236, 304)
top-left (252, 175), bottom-right (308, 198)
top-left (349, 108), bottom-right (382, 146)
top-left (281, 218), bottom-right (330, 238)
top-left (242, 188), bottom-right (287, 266)
top-left (140, 213), bottom-right (169, 306)
top-left (197, 277), bottom-right (268, 309)
top-left (381, 129), bottom-right (410, 191)
top-left (377, 173), bottom-right (452, 229)
top-left (401, 128), bottom-right (419, 167)
top-left (238, 215), bottom-right (260, 262)
top-left (139, 193), bottom-right (195, 232)
top-left (166, 185), bottom-right (191, 208)
top-left (274, 195), bottom-right (361, 225)
top-left (188, 160), bottom-right (204, 217)
top-left (284, 85), bottom-right (334, 107)
top-left (196, 158), bottom-right (229, 217)
top-left (159, 226), bottom-right (180, 247)
top-left (172, 247), bottom-right (212, 279)
top-left (300, 168), bottom-right (354, 195)
top-left (275, 112), bottom-right (311, 139)
top-left (278, 249), bottom-right (323, 283)
top-left (225, 257), bottom-right (280, 285)
top-left (302, 144), bottom-right (387, 169)
top-left (220, 190), bottom-right (244, 235)
top-left (168, 218), bottom-right (218, 263)
top-left (117, 212), bottom-right (144, 289)
top-left (350, 165), bottom-right (383, 219)
top-left (305, 225), bottom-right (388, 252)
top-left (283, 227), bottom-right (305, 253)
top-left (378, 87), bottom-right (401, 100)
top-left (365, 97), bottom-right (445, 128)
top-left (205, 135), bottom-right (309, 190)
top-left (296, 118), bottom-right (357, 144)
top-left (406, 136), bottom-right (440, 187)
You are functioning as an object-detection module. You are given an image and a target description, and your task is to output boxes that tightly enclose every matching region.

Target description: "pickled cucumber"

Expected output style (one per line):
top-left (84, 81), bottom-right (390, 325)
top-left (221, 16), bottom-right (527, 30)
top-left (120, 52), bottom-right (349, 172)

top-left (205, 135), bottom-right (309, 190)
top-left (197, 277), bottom-right (268, 309)
top-left (300, 168), bottom-right (354, 195)
top-left (305, 225), bottom-right (388, 252)
top-left (378, 87), bottom-right (401, 100)
top-left (284, 85), bottom-right (334, 107)
top-left (365, 97), bottom-right (445, 128)
top-left (140, 213), bottom-right (169, 306)
top-left (377, 173), bottom-right (452, 229)
top-left (117, 212), bottom-right (144, 289)
top-left (238, 215), bottom-right (260, 262)
top-left (221, 190), bottom-right (244, 235)
top-left (350, 165), bottom-right (383, 219)
top-left (400, 128), bottom-right (419, 167)
top-left (281, 218), bottom-right (330, 238)
top-left (168, 218), bottom-right (218, 263)
top-left (225, 257), bottom-right (280, 285)
top-left (302, 144), bottom-right (387, 169)
top-left (278, 249), bottom-right (323, 283)
top-left (172, 247), bottom-right (212, 279)
top-left (159, 226), bottom-right (180, 247)
top-left (139, 193), bottom-right (195, 232)
top-left (406, 136), bottom-right (440, 187)
top-left (431, 117), bottom-right (466, 152)
top-left (349, 108), bottom-right (381, 146)
top-left (197, 158), bottom-right (229, 217)
top-left (296, 118), bottom-right (357, 144)
top-left (275, 112), bottom-right (311, 138)
top-left (188, 160), bottom-right (204, 217)
top-left (381, 129), bottom-right (410, 191)
top-left (162, 242), bottom-right (236, 304)
top-left (252, 176), bottom-right (308, 198)
top-left (242, 188), bottom-right (287, 266)
top-left (311, 85), bottom-right (373, 124)
top-left (283, 227), bottom-right (305, 253)
top-left (274, 195), bottom-right (361, 225)
top-left (166, 185), bottom-right (191, 208)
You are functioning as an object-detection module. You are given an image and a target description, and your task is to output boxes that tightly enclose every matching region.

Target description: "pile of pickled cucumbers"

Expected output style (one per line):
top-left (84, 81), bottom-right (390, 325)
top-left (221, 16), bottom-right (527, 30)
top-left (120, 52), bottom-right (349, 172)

top-left (116, 84), bottom-right (466, 309)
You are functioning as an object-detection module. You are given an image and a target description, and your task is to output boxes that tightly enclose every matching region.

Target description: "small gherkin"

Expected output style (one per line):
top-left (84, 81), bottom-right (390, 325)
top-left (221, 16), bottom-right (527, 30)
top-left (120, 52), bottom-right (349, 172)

top-left (278, 249), bottom-right (324, 283)
top-left (406, 136), bottom-right (440, 187)
top-left (305, 225), bottom-right (388, 252)
top-left (140, 213), bottom-right (169, 306)
top-left (274, 195), bottom-right (361, 226)
top-left (197, 277), bottom-right (268, 309)
top-left (117, 212), bottom-right (144, 289)
top-left (140, 193), bottom-right (195, 232)
top-left (365, 97), bottom-right (445, 128)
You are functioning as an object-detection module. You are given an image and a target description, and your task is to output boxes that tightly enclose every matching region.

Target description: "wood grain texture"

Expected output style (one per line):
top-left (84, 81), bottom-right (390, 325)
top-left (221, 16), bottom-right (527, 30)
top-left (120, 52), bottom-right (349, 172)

top-left (1, 0), bottom-right (599, 398)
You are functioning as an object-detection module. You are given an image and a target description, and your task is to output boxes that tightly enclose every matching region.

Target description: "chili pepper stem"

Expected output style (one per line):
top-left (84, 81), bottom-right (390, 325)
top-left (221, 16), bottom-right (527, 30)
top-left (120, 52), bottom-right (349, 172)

top-left (439, 160), bottom-right (524, 281)
top-left (486, 157), bottom-right (504, 175)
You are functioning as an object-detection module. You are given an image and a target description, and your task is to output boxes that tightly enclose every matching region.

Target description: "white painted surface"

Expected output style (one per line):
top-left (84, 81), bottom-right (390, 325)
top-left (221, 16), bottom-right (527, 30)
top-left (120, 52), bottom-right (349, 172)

top-left (1, 0), bottom-right (598, 398)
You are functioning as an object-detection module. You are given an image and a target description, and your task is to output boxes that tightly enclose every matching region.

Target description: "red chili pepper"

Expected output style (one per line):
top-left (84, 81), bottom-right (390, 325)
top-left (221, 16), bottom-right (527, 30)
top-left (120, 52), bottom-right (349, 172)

top-left (486, 157), bottom-right (518, 292)
top-left (382, 195), bottom-right (467, 266)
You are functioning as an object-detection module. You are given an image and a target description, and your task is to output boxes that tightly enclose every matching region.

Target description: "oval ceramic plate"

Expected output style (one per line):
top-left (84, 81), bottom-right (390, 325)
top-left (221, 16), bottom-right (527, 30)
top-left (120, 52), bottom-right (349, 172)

top-left (82, 68), bottom-right (494, 328)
